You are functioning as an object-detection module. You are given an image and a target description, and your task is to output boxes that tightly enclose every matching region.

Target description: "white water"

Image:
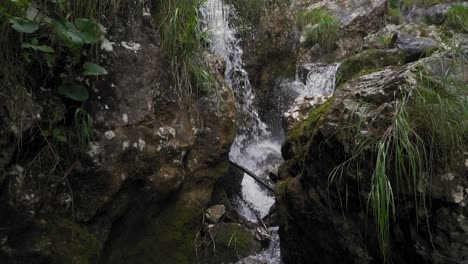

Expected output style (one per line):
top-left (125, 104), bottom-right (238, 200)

top-left (202, 0), bottom-right (277, 222)
top-left (202, 2), bottom-right (338, 263)
top-left (291, 63), bottom-right (339, 97)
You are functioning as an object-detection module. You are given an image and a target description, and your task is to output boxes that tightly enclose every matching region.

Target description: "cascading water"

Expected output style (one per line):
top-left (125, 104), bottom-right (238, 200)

top-left (202, 1), bottom-right (338, 263)
top-left (292, 63), bottom-right (339, 97)
top-left (202, 0), bottom-right (277, 222)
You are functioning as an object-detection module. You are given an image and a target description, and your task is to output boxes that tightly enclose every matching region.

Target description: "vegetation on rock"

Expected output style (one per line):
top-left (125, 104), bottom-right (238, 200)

top-left (297, 7), bottom-right (340, 48)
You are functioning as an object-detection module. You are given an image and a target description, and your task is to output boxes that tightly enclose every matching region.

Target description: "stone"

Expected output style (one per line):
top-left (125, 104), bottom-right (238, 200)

top-left (336, 48), bottom-right (406, 86)
top-left (207, 223), bottom-right (264, 264)
top-left (205, 204), bottom-right (226, 223)
top-left (425, 4), bottom-right (453, 25)
top-left (277, 52), bottom-right (468, 263)
top-left (390, 31), bottom-right (438, 61)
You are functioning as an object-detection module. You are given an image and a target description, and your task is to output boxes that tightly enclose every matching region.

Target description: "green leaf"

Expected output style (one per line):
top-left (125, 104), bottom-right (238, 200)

top-left (48, 0), bottom-right (66, 3)
top-left (58, 84), bottom-right (89, 101)
top-left (75, 19), bottom-right (104, 44)
top-left (53, 19), bottom-right (83, 45)
top-left (9, 17), bottom-right (38, 33)
top-left (53, 128), bottom-right (67, 143)
top-left (21, 43), bottom-right (55, 53)
top-left (83, 62), bottom-right (107, 76)
top-left (9, 0), bottom-right (31, 6)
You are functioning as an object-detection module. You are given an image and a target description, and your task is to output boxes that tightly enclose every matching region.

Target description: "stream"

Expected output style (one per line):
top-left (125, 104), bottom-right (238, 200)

top-left (202, 1), bottom-right (338, 263)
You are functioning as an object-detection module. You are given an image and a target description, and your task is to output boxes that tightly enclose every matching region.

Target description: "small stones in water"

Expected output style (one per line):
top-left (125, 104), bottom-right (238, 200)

top-left (205, 204), bottom-right (226, 223)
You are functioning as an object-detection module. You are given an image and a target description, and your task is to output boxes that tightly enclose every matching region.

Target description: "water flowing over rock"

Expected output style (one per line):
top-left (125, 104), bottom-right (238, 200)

top-left (284, 63), bottom-right (338, 129)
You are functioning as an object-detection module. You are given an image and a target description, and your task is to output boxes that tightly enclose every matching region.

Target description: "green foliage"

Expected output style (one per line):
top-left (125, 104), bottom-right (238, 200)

top-left (401, 0), bottom-right (446, 7)
top-left (296, 8), bottom-right (339, 48)
top-left (71, 107), bottom-right (93, 153)
top-left (83, 62), bottom-right (108, 76)
top-left (389, 7), bottom-right (404, 25)
top-left (445, 5), bottom-right (468, 33)
top-left (58, 85), bottom-right (89, 102)
top-left (369, 142), bottom-right (395, 258)
top-left (329, 54), bottom-right (467, 261)
top-left (156, 0), bottom-right (217, 102)
top-left (0, 0), bottom-right (121, 155)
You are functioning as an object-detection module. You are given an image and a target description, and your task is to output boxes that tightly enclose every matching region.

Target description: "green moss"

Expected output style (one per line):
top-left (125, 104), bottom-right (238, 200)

top-left (208, 223), bottom-right (262, 263)
top-left (336, 49), bottom-right (406, 86)
top-left (36, 217), bottom-right (100, 264)
top-left (123, 198), bottom-right (201, 264)
top-left (288, 97), bottom-right (335, 143)
top-left (118, 161), bottom-right (229, 264)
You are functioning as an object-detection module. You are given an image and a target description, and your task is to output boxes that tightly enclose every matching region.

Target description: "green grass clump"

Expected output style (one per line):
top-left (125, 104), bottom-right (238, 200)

top-left (156, 0), bottom-right (217, 102)
top-left (401, 0), bottom-right (446, 7)
top-left (328, 55), bottom-right (467, 261)
top-left (445, 5), bottom-right (468, 33)
top-left (297, 8), bottom-right (340, 48)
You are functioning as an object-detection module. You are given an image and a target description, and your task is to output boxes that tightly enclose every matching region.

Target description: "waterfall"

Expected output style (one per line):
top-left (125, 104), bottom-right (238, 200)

top-left (202, 0), bottom-right (276, 221)
top-left (202, 1), bottom-right (338, 263)
top-left (292, 63), bottom-right (339, 97)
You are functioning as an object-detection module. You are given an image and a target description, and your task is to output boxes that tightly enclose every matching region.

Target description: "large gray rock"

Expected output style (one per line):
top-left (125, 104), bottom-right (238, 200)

top-left (391, 31), bottom-right (438, 61)
top-left (277, 55), bottom-right (468, 264)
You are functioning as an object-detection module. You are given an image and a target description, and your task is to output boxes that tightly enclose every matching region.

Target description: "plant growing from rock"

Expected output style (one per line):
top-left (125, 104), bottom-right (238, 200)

top-left (0, 0), bottom-right (115, 153)
top-left (445, 4), bottom-right (468, 33)
top-left (296, 7), bottom-right (340, 49)
top-left (328, 52), bottom-right (468, 261)
top-left (156, 0), bottom-right (219, 104)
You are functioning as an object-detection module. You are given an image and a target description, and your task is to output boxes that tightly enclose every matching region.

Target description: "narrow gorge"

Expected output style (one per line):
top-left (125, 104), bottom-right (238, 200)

top-left (0, 0), bottom-right (467, 264)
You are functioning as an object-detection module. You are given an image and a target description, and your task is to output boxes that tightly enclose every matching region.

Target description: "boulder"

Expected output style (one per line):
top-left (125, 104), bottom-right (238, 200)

top-left (336, 48), bottom-right (406, 86)
top-left (425, 4), bottom-right (453, 25)
top-left (206, 223), bottom-right (264, 264)
top-left (206, 205), bottom-right (226, 223)
top-left (277, 54), bottom-right (468, 263)
top-left (390, 31), bottom-right (438, 61)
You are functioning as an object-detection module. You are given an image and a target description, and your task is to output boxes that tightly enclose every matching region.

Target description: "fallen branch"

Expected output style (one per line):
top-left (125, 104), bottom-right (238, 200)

top-left (229, 160), bottom-right (275, 193)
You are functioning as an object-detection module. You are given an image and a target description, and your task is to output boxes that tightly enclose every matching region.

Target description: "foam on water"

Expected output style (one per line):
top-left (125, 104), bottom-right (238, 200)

top-left (202, 2), bottom-right (338, 263)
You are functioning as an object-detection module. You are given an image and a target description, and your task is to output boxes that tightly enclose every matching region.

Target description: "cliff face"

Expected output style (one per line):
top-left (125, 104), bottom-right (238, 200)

top-left (0, 1), bottom-right (237, 263)
top-left (272, 1), bottom-right (468, 264)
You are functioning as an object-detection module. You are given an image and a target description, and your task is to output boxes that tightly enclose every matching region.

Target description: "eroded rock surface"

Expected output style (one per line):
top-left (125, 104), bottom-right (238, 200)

top-left (0, 1), bottom-right (237, 263)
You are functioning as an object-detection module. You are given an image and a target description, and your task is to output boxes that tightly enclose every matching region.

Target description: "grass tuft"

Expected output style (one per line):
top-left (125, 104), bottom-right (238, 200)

top-left (296, 7), bottom-right (340, 48)
top-left (445, 4), bottom-right (468, 33)
top-left (328, 54), bottom-right (467, 261)
top-left (156, 0), bottom-right (218, 104)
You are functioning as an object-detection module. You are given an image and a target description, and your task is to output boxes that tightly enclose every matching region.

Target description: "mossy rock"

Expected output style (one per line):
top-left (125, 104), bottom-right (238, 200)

top-left (10, 217), bottom-right (100, 264)
top-left (282, 97), bottom-right (334, 161)
top-left (336, 49), bottom-right (406, 86)
top-left (207, 223), bottom-right (263, 264)
top-left (103, 161), bottom-right (231, 264)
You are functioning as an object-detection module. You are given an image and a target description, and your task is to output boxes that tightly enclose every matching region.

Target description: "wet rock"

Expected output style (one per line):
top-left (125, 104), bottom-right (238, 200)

top-left (297, 0), bottom-right (388, 62)
top-left (425, 4), bottom-right (453, 25)
top-left (283, 95), bottom-right (331, 130)
top-left (390, 31), bottom-right (438, 61)
top-left (0, 216), bottom-right (99, 264)
top-left (206, 205), bottom-right (226, 223)
top-left (405, 3), bottom-right (467, 25)
top-left (207, 223), bottom-right (264, 264)
top-left (0, 1), bottom-right (237, 263)
top-left (336, 48), bottom-right (406, 86)
top-left (277, 53), bottom-right (468, 263)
